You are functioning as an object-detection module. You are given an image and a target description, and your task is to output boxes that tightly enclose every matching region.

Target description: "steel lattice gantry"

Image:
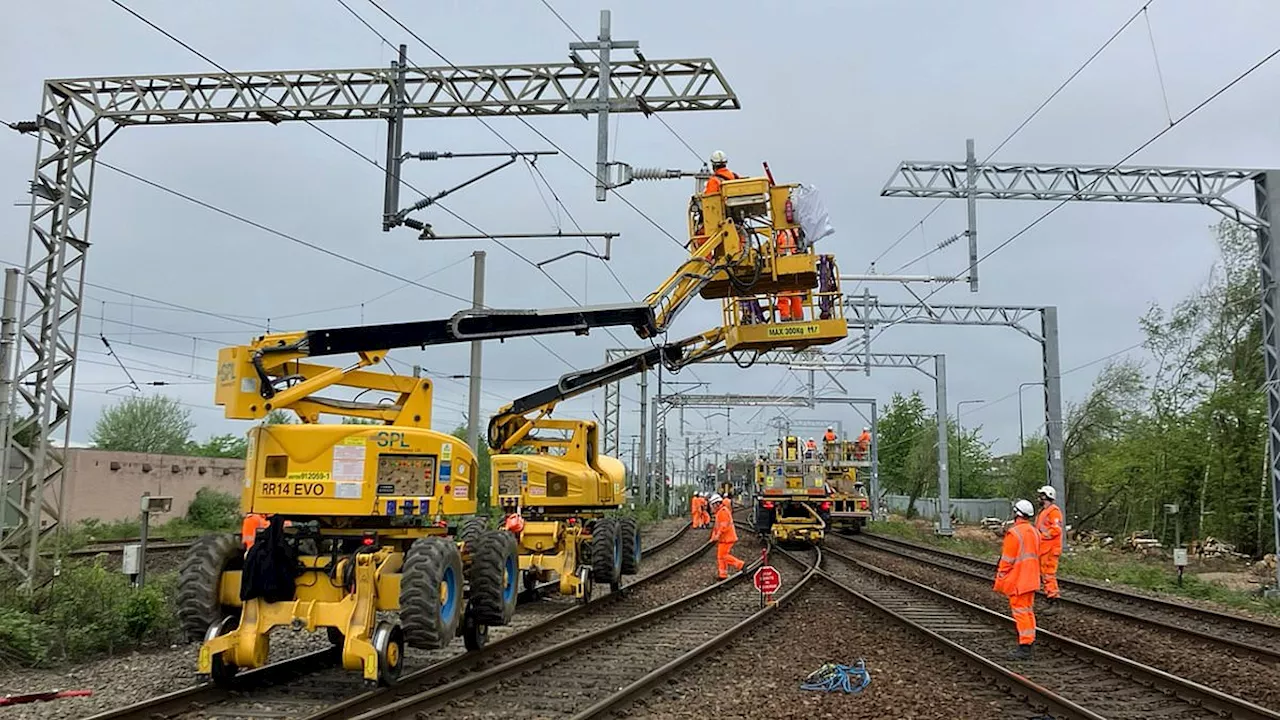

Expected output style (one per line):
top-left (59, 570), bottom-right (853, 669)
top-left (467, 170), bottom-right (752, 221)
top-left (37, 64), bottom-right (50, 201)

top-left (1, 50), bottom-right (739, 581)
top-left (845, 296), bottom-right (1064, 514)
top-left (882, 157), bottom-right (1280, 585)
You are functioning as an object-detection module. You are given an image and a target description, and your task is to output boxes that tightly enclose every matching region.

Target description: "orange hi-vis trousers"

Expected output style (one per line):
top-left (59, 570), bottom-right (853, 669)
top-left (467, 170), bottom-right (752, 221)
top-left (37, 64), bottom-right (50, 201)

top-left (1040, 553), bottom-right (1060, 599)
top-left (1009, 592), bottom-right (1036, 645)
top-left (716, 542), bottom-right (745, 579)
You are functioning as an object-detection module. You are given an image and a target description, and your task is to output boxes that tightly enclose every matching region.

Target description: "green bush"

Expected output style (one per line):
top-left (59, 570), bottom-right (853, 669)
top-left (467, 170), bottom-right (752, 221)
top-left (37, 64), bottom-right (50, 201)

top-left (0, 560), bottom-right (180, 666)
top-left (0, 607), bottom-right (52, 666)
top-left (186, 487), bottom-right (240, 531)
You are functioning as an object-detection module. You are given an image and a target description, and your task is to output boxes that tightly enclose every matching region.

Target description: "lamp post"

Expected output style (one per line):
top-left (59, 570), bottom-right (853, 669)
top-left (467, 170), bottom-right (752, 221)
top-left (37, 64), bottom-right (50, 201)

top-left (955, 399), bottom-right (984, 499)
top-left (1017, 382), bottom-right (1044, 453)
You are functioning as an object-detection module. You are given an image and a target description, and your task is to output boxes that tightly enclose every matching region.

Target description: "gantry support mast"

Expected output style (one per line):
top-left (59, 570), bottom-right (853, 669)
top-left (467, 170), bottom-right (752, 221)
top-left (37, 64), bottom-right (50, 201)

top-left (882, 152), bottom-right (1279, 580)
top-left (1, 34), bottom-right (739, 581)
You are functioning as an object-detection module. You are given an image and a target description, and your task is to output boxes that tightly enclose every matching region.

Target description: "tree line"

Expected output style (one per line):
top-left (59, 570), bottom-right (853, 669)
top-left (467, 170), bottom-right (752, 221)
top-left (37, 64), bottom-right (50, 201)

top-left (877, 221), bottom-right (1274, 557)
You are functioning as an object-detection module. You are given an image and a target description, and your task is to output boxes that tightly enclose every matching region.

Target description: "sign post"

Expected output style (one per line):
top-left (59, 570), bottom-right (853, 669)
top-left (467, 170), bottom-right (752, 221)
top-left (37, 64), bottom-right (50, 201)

top-left (753, 552), bottom-right (782, 607)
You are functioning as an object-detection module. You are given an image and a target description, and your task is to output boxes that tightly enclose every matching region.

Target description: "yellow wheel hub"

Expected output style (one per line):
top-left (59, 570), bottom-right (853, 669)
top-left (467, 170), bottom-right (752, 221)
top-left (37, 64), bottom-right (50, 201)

top-left (387, 639), bottom-right (400, 666)
top-left (439, 581), bottom-right (449, 605)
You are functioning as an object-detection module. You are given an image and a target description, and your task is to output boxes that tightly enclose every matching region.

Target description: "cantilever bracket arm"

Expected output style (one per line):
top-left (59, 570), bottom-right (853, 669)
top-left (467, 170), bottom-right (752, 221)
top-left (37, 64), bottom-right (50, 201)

top-left (537, 235), bottom-right (614, 267)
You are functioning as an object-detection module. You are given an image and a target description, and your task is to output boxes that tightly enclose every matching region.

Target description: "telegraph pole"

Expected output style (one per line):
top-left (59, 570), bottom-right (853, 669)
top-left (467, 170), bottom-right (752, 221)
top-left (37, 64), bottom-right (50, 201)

top-left (466, 251), bottom-right (486, 451)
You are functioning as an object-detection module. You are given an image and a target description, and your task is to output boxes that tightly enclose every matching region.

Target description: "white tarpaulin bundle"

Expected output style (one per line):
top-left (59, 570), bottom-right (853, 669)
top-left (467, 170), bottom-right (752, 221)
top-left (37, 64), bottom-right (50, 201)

top-left (791, 184), bottom-right (835, 251)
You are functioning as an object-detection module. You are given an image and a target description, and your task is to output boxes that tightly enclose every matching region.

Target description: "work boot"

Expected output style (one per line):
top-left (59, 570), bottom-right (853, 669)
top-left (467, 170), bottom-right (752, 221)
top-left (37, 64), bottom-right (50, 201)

top-left (1041, 597), bottom-right (1058, 615)
top-left (1008, 643), bottom-right (1034, 660)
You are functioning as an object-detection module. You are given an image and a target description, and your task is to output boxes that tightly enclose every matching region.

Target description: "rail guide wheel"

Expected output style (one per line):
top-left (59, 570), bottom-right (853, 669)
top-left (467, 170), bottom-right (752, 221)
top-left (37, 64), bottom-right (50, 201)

top-left (201, 615), bottom-right (240, 688)
top-left (370, 621), bottom-right (405, 687)
top-left (576, 566), bottom-right (593, 605)
top-left (462, 607), bottom-right (489, 651)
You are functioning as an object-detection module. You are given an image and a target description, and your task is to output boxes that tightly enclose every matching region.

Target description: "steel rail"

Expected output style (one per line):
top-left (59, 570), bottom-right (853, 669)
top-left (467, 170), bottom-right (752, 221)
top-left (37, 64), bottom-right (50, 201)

top-left (824, 545), bottom-right (1280, 720)
top-left (84, 521), bottom-right (697, 720)
top-left (847, 533), bottom-right (1280, 664)
top-left (816, 561), bottom-right (1103, 720)
top-left (307, 523), bottom-right (710, 720)
top-left (569, 546), bottom-right (821, 720)
top-left (342, 548), bottom-right (793, 719)
top-left (864, 530), bottom-right (1280, 636)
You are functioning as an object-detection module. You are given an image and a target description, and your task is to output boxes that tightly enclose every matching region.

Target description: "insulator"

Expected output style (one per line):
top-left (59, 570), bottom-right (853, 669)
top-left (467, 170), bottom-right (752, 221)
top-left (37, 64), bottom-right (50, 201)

top-left (936, 232), bottom-right (963, 250)
top-left (628, 167), bottom-right (684, 182)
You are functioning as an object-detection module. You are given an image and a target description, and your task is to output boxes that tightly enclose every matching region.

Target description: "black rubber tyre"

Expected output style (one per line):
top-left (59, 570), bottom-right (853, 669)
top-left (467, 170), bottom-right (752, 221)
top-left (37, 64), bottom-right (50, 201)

top-left (468, 530), bottom-right (518, 626)
top-left (457, 516), bottom-right (488, 549)
top-left (590, 519), bottom-right (622, 587)
top-left (618, 517), bottom-right (641, 576)
top-left (399, 537), bottom-right (464, 650)
top-left (177, 534), bottom-right (243, 643)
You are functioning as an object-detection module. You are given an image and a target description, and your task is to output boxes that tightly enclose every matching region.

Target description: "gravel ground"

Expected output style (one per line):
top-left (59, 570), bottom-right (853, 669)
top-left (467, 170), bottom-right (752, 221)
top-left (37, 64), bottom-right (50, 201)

top-left (622, 582), bottom-right (1029, 720)
top-left (0, 519), bottom-right (696, 719)
top-left (846, 540), bottom-right (1280, 712)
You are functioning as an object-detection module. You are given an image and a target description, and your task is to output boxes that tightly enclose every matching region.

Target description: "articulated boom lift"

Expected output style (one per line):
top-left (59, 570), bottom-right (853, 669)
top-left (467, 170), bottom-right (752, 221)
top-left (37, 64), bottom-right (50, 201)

top-left (486, 177), bottom-right (850, 599)
top-left (183, 304), bottom-right (664, 687)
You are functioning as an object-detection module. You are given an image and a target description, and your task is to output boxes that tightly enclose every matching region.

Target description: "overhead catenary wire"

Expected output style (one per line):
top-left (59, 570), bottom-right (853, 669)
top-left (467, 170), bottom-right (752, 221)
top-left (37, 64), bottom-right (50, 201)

top-left (104, 0), bottom-right (607, 374)
top-left (856, 0), bottom-right (1159, 286)
top-left (881, 38), bottom-right (1280, 325)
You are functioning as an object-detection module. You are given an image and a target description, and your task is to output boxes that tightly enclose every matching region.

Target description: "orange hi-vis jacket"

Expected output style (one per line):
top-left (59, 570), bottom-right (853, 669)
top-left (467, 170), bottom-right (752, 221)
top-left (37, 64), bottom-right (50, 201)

top-left (703, 167), bottom-right (738, 195)
top-left (1036, 502), bottom-right (1064, 557)
top-left (711, 503), bottom-right (737, 544)
top-left (241, 513), bottom-right (269, 550)
top-left (823, 430), bottom-right (836, 443)
top-left (994, 518), bottom-right (1041, 597)
top-left (690, 495), bottom-right (700, 518)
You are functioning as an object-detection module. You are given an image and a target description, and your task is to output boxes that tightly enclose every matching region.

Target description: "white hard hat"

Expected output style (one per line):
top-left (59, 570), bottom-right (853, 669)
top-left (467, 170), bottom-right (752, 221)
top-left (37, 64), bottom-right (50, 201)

top-left (709, 150), bottom-right (727, 165)
top-left (862, 427), bottom-right (869, 432)
top-left (826, 425), bottom-right (833, 430)
top-left (709, 493), bottom-right (723, 505)
top-left (1037, 485), bottom-right (1056, 501)
top-left (1013, 499), bottom-right (1035, 518)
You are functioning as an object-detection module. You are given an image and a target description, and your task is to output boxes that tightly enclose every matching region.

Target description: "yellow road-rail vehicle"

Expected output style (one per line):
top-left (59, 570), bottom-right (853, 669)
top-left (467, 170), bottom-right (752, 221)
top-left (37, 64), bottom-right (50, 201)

top-left (820, 440), bottom-right (873, 534)
top-left (752, 435), bottom-right (868, 545)
top-left (180, 304), bottom-right (663, 687)
top-left (484, 168), bottom-right (850, 599)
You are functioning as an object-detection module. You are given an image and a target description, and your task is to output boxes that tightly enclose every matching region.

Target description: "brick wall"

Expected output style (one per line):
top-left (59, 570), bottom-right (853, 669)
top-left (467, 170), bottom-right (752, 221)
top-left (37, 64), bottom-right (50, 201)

top-left (62, 449), bottom-right (244, 524)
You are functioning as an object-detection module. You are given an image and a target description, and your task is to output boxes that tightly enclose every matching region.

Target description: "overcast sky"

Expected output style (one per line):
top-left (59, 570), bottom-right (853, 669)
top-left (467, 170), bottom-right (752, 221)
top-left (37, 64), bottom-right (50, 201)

top-left (3, 0), bottom-right (1278, 469)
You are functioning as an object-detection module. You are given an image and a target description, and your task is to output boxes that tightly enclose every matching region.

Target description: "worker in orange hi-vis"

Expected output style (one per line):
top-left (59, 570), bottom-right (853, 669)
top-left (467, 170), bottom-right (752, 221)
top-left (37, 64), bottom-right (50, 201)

top-left (691, 492), bottom-right (707, 529)
top-left (701, 150), bottom-right (739, 195)
top-left (774, 228), bottom-right (802, 322)
top-left (1035, 485), bottom-right (1064, 614)
top-left (690, 492), bottom-right (700, 525)
top-left (708, 493), bottom-right (744, 580)
top-left (855, 427), bottom-right (871, 460)
top-left (241, 512), bottom-right (270, 551)
top-left (995, 500), bottom-right (1042, 659)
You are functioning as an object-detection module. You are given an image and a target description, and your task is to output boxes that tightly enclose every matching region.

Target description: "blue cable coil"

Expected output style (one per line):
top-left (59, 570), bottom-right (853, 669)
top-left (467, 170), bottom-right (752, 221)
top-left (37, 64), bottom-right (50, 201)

top-left (800, 660), bottom-right (871, 694)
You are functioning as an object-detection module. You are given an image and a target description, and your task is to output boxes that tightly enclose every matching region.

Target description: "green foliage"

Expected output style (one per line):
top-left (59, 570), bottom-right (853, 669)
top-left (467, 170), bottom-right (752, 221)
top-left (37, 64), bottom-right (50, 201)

top-left (186, 433), bottom-right (248, 458)
top-left (185, 487), bottom-right (240, 530)
top-left (265, 409), bottom-right (296, 425)
top-left (0, 561), bottom-right (179, 665)
top-left (876, 391), bottom-right (994, 513)
top-left (1058, 221), bottom-right (1273, 556)
top-left (341, 417), bottom-right (383, 425)
top-left (90, 395), bottom-right (194, 454)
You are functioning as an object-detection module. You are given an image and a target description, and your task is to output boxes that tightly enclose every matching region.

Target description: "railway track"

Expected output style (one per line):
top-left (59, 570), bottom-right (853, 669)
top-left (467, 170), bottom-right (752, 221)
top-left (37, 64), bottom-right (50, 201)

top-left (857, 532), bottom-right (1280, 663)
top-left (340, 544), bottom-right (819, 720)
top-left (823, 544), bottom-right (1280, 720)
top-left (85, 521), bottom-right (703, 720)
